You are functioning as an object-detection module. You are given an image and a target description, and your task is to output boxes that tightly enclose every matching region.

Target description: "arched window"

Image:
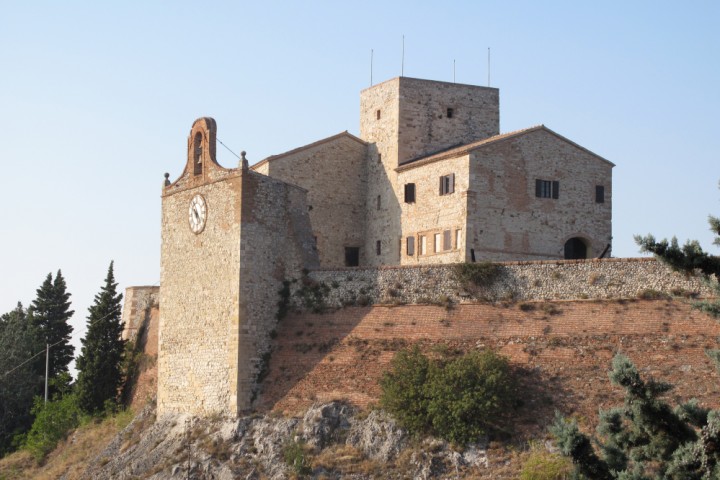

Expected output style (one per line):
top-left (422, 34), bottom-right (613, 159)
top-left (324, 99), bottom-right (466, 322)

top-left (193, 132), bottom-right (203, 176)
top-left (564, 237), bottom-right (588, 260)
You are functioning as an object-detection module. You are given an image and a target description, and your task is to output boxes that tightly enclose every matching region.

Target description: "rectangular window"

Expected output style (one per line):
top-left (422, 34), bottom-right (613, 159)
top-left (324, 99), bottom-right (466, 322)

top-left (376, 109), bottom-right (381, 120)
top-left (377, 195), bottom-right (381, 210)
top-left (446, 108), bottom-right (454, 118)
top-left (377, 153), bottom-right (382, 164)
top-left (455, 229), bottom-right (462, 250)
top-left (434, 233), bottom-right (442, 253)
top-left (443, 230), bottom-right (451, 251)
top-left (439, 173), bottom-right (455, 195)
top-left (535, 179), bottom-right (559, 199)
top-left (376, 240), bottom-right (381, 256)
top-left (406, 236), bottom-right (415, 256)
top-left (344, 247), bottom-right (359, 267)
top-left (596, 185), bottom-right (605, 203)
top-left (404, 183), bottom-right (416, 203)
top-left (420, 235), bottom-right (427, 255)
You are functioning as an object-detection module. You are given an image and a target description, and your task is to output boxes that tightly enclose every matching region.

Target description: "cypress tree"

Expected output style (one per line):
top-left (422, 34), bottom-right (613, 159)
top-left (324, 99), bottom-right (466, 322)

top-left (75, 261), bottom-right (125, 414)
top-left (27, 270), bottom-right (75, 381)
top-left (0, 303), bottom-right (42, 455)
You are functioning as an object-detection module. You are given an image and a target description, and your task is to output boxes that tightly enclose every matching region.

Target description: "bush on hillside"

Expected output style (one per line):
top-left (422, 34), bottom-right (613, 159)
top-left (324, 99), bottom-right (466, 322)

top-left (379, 346), bottom-right (516, 445)
top-left (24, 394), bottom-right (81, 461)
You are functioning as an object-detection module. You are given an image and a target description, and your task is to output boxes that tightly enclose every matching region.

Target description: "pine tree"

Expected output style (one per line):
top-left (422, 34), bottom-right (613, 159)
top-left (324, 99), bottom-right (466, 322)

top-left (27, 270), bottom-right (75, 380)
top-left (0, 303), bottom-right (42, 455)
top-left (552, 354), bottom-right (720, 479)
top-left (635, 182), bottom-right (720, 318)
top-left (75, 262), bottom-right (125, 414)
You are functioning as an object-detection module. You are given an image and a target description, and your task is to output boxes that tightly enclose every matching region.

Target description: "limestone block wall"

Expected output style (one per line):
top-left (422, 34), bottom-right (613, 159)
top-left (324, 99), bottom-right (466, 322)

top-left (397, 154), bottom-right (470, 264)
top-left (251, 133), bottom-right (368, 268)
top-left (394, 77), bottom-right (499, 164)
top-left (121, 286), bottom-right (159, 342)
top-left (237, 172), bottom-right (318, 410)
top-left (159, 175), bottom-right (242, 417)
top-left (360, 78), bottom-right (402, 266)
top-left (289, 258), bottom-right (715, 309)
top-left (468, 128), bottom-right (612, 260)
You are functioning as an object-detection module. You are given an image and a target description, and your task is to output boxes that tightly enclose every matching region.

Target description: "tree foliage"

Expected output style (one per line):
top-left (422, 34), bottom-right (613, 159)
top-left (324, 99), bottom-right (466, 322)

top-left (635, 182), bottom-right (720, 318)
top-left (75, 262), bottom-right (125, 414)
top-left (27, 270), bottom-right (75, 381)
top-left (380, 346), bottom-right (516, 445)
top-left (0, 303), bottom-right (42, 456)
top-left (23, 394), bottom-right (81, 461)
top-left (552, 354), bottom-right (720, 479)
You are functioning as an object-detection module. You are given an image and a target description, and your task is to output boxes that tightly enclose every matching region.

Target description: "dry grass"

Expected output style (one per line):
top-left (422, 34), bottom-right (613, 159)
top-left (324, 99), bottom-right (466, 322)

top-left (311, 444), bottom-right (383, 477)
top-left (0, 409), bottom-right (134, 480)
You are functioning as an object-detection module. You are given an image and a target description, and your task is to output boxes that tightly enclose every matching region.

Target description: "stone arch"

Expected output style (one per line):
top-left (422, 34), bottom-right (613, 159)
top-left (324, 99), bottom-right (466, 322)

top-left (564, 237), bottom-right (589, 260)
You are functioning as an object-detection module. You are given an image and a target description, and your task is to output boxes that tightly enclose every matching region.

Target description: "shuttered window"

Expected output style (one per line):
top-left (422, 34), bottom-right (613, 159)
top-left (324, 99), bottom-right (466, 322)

top-left (404, 183), bottom-right (416, 203)
top-left (443, 230), bottom-right (451, 251)
top-left (535, 179), bottom-right (559, 199)
top-left (407, 236), bottom-right (415, 256)
top-left (596, 185), bottom-right (605, 203)
top-left (439, 174), bottom-right (455, 195)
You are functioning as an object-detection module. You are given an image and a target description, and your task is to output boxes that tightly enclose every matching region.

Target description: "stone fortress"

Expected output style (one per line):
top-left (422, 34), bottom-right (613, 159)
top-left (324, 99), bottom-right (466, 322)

top-left (157, 77), bottom-right (616, 417)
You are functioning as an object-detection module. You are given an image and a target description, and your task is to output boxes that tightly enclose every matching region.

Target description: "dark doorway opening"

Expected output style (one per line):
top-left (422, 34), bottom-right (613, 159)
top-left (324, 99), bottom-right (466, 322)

top-left (564, 238), bottom-right (588, 260)
top-left (345, 247), bottom-right (360, 267)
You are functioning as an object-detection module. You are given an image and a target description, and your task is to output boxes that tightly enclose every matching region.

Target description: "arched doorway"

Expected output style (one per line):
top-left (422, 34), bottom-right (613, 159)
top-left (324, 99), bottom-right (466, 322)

top-left (564, 237), bottom-right (588, 259)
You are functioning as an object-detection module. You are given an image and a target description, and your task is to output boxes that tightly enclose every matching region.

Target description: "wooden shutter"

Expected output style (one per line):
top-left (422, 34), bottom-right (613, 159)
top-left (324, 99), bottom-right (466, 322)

top-left (449, 174), bottom-right (455, 194)
top-left (552, 181), bottom-right (559, 199)
top-left (407, 236), bottom-right (415, 256)
top-left (535, 179), bottom-right (541, 197)
top-left (439, 176), bottom-right (444, 195)
top-left (443, 230), bottom-right (451, 251)
top-left (405, 183), bottom-right (416, 203)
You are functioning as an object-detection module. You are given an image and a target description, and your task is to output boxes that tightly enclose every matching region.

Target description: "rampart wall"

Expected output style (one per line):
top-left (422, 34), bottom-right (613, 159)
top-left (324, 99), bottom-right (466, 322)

top-left (291, 258), bottom-right (715, 310)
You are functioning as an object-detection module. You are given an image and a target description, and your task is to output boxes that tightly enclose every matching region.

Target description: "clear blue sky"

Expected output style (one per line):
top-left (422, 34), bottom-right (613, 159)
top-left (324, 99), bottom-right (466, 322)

top-left (1, 1), bottom-right (718, 371)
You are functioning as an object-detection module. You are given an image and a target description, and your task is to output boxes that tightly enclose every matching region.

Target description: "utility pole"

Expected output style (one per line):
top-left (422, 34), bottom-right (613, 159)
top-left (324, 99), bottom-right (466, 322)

top-left (44, 343), bottom-right (49, 403)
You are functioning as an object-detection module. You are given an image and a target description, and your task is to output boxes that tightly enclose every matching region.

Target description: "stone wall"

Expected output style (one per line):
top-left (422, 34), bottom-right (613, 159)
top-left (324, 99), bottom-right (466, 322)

top-left (397, 154), bottom-right (470, 265)
top-left (467, 128), bottom-right (612, 260)
top-left (287, 258), bottom-right (715, 310)
top-left (251, 133), bottom-right (367, 268)
top-left (121, 286), bottom-right (159, 342)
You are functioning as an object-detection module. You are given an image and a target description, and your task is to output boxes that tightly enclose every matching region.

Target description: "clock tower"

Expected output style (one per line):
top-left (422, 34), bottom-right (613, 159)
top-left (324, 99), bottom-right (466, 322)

top-left (157, 118), bottom-right (318, 417)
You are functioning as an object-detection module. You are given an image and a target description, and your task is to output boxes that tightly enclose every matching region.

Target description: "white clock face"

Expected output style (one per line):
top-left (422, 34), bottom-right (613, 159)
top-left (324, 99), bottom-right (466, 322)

top-left (188, 194), bottom-right (207, 234)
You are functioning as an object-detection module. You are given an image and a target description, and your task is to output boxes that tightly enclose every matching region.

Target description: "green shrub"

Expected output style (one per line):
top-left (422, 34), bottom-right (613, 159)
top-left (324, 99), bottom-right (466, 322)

top-left (453, 262), bottom-right (500, 288)
top-left (379, 347), bottom-right (516, 445)
top-left (283, 438), bottom-right (312, 476)
top-left (24, 394), bottom-right (82, 461)
top-left (520, 444), bottom-right (572, 479)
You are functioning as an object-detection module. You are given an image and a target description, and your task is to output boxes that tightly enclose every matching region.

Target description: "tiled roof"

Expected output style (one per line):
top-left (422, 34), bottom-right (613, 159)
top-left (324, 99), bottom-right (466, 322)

top-left (396, 125), bottom-right (614, 172)
top-left (251, 131), bottom-right (367, 170)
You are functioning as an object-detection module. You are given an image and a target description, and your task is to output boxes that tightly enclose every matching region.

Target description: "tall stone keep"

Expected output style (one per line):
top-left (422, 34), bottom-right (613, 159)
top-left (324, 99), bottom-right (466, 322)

top-left (158, 118), bottom-right (318, 417)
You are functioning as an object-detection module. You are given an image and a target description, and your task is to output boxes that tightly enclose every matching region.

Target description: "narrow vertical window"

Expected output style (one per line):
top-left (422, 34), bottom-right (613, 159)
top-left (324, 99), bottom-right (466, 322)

top-left (193, 132), bottom-right (203, 176)
top-left (443, 230), bottom-right (451, 251)
top-left (376, 109), bottom-right (381, 120)
top-left (420, 236), bottom-right (427, 255)
top-left (378, 153), bottom-right (382, 164)
top-left (596, 185), bottom-right (605, 203)
top-left (376, 240), bottom-right (382, 255)
top-left (434, 233), bottom-right (442, 253)
top-left (377, 195), bottom-right (381, 210)
top-left (407, 236), bottom-right (415, 256)
top-left (404, 183), bottom-right (416, 203)
top-left (446, 108), bottom-right (454, 118)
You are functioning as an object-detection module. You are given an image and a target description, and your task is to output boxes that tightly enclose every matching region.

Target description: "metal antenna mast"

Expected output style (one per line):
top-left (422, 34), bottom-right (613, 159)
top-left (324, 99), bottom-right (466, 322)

top-left (453, 59), bottom-right (456, 83)
top-left (487, 47), bottom-right (491, 87)
top-left (401, 35), bottom-right (405, 76)
top-left (370, 49), bottom-right (373, 86)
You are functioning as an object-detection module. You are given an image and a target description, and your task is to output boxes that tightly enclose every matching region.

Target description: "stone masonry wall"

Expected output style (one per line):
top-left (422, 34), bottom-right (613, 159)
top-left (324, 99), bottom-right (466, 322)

top-left (159, 174), bottom-right (242, 417)
top-left (395, 77), bottom-right (499, 164)
top-left (360, 78), bottom-right (402, 266)
top-left (121, 286), bottom-right (159, 342)
top-left (397, 154), bottom-right (470, 265)
top-left (251, 133), bottom-right (367, 268)
top-left (237, 172), bottom-right (318, 410)
top-left (468, 128), bottom-right (612, 260)
top-left (287, 258), bottom-right (715, 310)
